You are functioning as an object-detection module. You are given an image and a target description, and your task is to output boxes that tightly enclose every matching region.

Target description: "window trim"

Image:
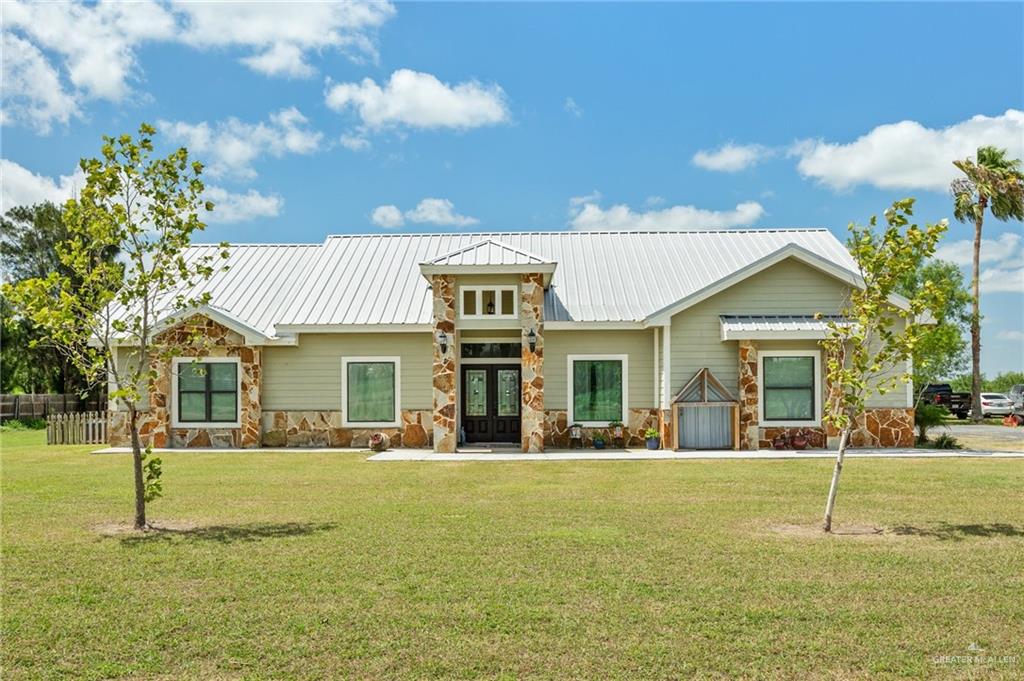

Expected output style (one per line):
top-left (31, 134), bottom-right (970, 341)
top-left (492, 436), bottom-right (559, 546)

top-left (459, 285), bottom-right (518, 320)
top-left (341, 356), bottom-right (401, 428)
top-left (758, 349), bottom-right (822, 427)
top-left (567, 354), bottom-right (629, 426)
top-left (171, 357), bottom-right (242, 428)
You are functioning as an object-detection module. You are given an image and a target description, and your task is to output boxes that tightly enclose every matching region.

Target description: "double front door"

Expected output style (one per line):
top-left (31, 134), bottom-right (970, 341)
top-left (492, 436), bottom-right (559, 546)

top-left (461, 364), bottom-right (520, 444)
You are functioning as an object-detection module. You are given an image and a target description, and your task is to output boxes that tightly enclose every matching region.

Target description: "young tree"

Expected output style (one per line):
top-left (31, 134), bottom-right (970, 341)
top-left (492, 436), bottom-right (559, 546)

top-left (951, 146), bottom-right (1024, 422)
top-left (5, 124), bottom-right (226, 529)
top-left (820, 199), bottom-right (947, 533)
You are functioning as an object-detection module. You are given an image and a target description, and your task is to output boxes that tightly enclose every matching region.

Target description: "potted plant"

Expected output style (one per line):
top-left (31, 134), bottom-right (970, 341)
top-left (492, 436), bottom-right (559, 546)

top-left (608, 421), bottom-right (624, 447)
top-left (791, 429), bottom-right (808, 450)
top-left (569, 423), bottom-right (583, 449)
top-left (592, 434), bottom-right (606, 450)
top-left (369, 432), bottom-right (389, 452)
top-left (644, 427), bottom-right (660, 450)
top-left (772, 432), bottom-right (788, 450)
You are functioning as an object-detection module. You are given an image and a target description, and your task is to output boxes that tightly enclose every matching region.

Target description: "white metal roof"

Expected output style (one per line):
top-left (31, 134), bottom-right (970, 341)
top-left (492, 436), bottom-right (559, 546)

top-left (425, 239), bottom-right (554, 266)
top-left (142, 229), bottom-right (860, 334)
top-left (719, 314), bottom-right (849, 340)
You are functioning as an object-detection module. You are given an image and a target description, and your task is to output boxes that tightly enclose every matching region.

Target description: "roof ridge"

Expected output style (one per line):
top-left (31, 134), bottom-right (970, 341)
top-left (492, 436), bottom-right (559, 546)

top-left (324, 228), bottom-right (830, 239)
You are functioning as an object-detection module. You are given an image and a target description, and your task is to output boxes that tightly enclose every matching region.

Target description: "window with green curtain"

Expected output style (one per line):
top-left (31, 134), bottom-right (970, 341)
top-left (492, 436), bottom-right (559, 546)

top-left (176, 361), bottom-right (238, 423)
top-left (763, 356), bottom-right (815, 421)
top-left (346, 361), bottom-right (396, 423)
top-left (572, 359), bottom-right (622, 422)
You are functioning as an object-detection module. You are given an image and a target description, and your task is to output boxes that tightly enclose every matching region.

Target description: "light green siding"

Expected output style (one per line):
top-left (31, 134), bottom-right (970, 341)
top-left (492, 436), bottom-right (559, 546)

top-left (262, 333), bottom-right (433, 411)
top-left (544, 329), bottom-right (656, 410)
top-left (110, 347), bottom-right (149, 410)
top-left (668, 257), bottom-right (908, 408)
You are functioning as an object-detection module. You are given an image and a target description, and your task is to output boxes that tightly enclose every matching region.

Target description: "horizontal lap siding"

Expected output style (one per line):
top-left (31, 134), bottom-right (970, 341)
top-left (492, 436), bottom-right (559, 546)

top-left (262, 333), bottom-right (433, 411)
top-left (544, 329), bottom-right (656, 410)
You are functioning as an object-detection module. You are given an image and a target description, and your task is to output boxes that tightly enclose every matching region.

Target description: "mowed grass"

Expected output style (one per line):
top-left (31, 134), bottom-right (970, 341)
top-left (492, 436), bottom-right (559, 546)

top-left (2, 431), bottom-right (1023, 680)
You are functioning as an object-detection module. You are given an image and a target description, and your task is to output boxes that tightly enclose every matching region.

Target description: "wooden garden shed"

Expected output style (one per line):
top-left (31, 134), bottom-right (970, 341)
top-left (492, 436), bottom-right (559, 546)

top-left (671, 368), bottom-right (739, 450)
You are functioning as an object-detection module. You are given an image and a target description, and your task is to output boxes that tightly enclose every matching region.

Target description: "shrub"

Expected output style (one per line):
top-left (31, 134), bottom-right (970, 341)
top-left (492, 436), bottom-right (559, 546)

top-left (643, 427), bottom-right (660, 440)
top-left (914, 404), bottom-right (948, 443)
top-left (930, 433), bottom-right (963, 450)
top-left (0, 418), bottom-right (47, 431)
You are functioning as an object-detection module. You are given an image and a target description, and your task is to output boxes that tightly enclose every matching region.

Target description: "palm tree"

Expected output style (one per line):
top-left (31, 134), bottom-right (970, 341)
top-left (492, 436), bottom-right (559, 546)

top-left (951, 146), bottom-right (1024, 423)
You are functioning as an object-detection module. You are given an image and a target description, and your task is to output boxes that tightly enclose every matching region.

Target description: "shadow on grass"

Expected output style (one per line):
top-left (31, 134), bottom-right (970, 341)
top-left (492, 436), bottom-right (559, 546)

top-left (890, 523), bottom-right (1024, 541)
top-left (118, 522), bottom-right (337, 546)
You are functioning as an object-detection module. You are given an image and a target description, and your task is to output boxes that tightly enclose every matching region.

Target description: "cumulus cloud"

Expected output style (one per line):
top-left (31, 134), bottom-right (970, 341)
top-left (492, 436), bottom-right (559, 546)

top-left (568, 194), bottom-right (765, 231)
top-left (0, 159), bottom-right (85, 210)
top-left (692, 143), bottom-right (772, 172)
top-left (202, 186), bottom-right (283, 224)
top-left (339, 133), bottom-right (371, 152)
top-left (158, 108), bottom-right (323, 180)
top-left (370, 198), bottom-right (479, 229)
top-left (1, 0), bottom-right (395, 133)
top-left (325, 69), bottom-right (510, 132)
top-left (792, 109), bottom-right (1024, 191)
top-left (935, 231), bottom-right (1024, 295)
top-left (564, 97), bottom-right (583, 118)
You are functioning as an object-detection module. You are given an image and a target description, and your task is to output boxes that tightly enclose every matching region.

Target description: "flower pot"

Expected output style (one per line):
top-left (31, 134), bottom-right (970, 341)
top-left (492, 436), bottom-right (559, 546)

top-left (772, 434), bottom-right (787, 450)
top-left (646, 437), bottom-right (660, 450)
top-left (569, 425), bottom-right (583, 439)
top-left (593, 440), bottom-right (606, 450)
top-left (792, 433), bottom-right (808, 450)
top-left (369, 432), bottom-right (389, 452)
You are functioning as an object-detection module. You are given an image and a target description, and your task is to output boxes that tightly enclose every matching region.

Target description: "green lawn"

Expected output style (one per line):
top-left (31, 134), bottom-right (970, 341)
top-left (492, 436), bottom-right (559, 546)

top-left (3, 430), bottom-right (1023, 679)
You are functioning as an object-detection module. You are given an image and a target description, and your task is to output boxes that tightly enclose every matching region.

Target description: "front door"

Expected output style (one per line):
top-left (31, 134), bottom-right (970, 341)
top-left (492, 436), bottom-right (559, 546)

top-left (461, 364), bottom-right (520, 444)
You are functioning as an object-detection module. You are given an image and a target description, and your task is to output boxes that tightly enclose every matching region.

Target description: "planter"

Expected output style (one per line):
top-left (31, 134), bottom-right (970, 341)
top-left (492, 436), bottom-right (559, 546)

top-left (791, 432), bottom-right (808, 450)
top-left (772, 434), bottom-right (787, 450)
top-left (593, 439), bottom-right (606, 450)
top-left (369, 432), bottom-right (389, 452)
top-left (645, 437), bottom-right (660, 450)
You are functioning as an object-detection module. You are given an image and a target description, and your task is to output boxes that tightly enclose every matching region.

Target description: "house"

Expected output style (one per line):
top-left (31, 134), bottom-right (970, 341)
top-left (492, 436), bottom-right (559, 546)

top-left (108, 229), bottom-right (916, 452)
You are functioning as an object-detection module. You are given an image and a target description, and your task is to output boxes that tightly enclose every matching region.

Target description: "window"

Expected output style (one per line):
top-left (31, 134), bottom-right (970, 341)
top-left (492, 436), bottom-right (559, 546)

top-left (172, 358), bottom-right (240, 427)
top-left (460, 286), bottom-right (517, 319)
top-left (342, 357), bottom-right (400, 427)
top-left (759, 351), bottom-right (821, 425)
top-left (568, 355), bottom-right (628, 424)
top-left (461, 342), bottom-right (520, 359)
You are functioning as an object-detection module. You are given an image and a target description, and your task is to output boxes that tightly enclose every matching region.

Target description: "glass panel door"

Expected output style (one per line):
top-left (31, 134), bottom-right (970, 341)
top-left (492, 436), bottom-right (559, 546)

top-left (497, 369), bottom-right (519, 416)
top-left (465, 369), bottom-right (488, 416)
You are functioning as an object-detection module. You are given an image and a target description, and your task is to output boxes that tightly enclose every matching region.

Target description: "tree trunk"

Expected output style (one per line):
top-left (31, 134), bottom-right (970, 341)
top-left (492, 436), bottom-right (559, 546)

top-left (823, 426), bottom-right (851, 533)
top-left (128, 406), bottom-right (147, 530)
top-left (970, 200), bottom-right (985, 424)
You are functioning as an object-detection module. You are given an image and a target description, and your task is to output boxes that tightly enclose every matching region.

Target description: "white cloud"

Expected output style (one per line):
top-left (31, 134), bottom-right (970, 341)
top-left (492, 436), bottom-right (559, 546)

top-left (996, 330), bottom-right (1024, 342)
top-left (325, 69), bottom-right (510, 132)
top-left (564, 97), bottom-right (583, 118)
top-left (568, 194), bottom-right (765, 231)
top-left (0, 159), bottom-right (84, 210)
top-left (1, 33), bottom-right (80, 133)
top-left (370, 204), bottom-right (405, 229)
top-left (692, 143), bottom-right (772, 172)
top-left (158, 108), bottom-right (322, 179)
top-left (792, 109), bottom-right (1024, 191)
top-left (370, 198), bottom-right (479, 229)
top-left (645, 196), bottom-right (666, 207)
top-left (935, 231), bottom-right (1024, 295)
top-left (339, 133), bottom-right (371, 152)
top-left (202, 186), bottom-right (282, 224)
top-left (177, 1), bottom-right (395, 76)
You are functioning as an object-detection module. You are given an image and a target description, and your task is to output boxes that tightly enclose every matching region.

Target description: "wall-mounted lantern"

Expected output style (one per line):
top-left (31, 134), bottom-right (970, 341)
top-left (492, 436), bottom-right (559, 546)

top-left (486, 300), bottom-right (495, 315)
top-left (527, 328), bottom-right (537, 353)
top-left (436, 330), bottom-right (449, 355)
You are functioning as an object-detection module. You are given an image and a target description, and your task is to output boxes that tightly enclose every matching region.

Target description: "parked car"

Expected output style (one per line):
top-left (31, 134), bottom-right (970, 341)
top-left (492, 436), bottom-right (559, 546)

top-left (1008, 384), bottom-right (1024, 412)
top-left (921, 383), bottom-right (971, 418)
top-left (979, 393), bottom-right (1015, 418)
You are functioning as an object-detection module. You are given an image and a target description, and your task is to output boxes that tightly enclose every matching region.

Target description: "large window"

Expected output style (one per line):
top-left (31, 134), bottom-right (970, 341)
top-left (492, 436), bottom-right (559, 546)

top-left (460, 286), bottom-right (517, 319)
top-left (173, 358), bottom-right (240, 427)
top-left (568, 355), bottom-right (627, 424)
top-left (760, 351), bottom-right (820, 425)
top-left (342, 357), bottom-right (400, 427)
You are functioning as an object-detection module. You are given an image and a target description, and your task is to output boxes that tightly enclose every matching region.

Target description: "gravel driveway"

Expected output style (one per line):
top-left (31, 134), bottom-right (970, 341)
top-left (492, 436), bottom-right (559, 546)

top-left (942, 423), bottom-right (1024, 451)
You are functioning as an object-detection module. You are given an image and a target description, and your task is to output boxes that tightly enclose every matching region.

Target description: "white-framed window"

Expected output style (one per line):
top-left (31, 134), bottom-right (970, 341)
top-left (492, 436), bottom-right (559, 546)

top-left (758, 350), bottom-right (822, 426)
top-left (460, 286), bottom-right (518, 319)
top-left (171, 357), bottom-right (242, 428)
top-left (341, 356), bottom-right (401, 427)
top-left (567, 354), bottom-right (628, 426)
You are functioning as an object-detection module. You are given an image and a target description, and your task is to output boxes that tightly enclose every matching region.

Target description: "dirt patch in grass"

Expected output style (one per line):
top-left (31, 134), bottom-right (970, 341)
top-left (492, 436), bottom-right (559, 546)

top-left (767, 523), bottom-right (890, 539)
top-left (92, 519), bottom-right (199, 537)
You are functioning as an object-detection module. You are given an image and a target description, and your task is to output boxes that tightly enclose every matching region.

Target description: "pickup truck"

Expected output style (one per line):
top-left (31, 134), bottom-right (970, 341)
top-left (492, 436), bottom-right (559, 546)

top-left (921, 383), bottom-right (971, 418)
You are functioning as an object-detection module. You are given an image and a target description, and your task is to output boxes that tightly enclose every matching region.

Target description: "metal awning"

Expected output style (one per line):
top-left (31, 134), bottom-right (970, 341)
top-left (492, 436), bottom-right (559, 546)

top-left (719, 315), bottom-right (849, 340)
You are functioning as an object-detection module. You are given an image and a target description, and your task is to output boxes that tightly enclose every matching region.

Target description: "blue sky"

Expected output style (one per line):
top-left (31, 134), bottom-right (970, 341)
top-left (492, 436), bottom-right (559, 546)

top-left (2, 1), bottom-right (1022, 374)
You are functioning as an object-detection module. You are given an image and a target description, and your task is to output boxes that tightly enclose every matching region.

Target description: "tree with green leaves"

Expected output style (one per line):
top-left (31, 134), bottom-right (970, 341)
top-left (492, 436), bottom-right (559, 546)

top-left (820, 199), bottom-right (947, 533)
top-left (897, 258), bottom-right (971, 400)
top-left (5, 124), bottom-right (227, 529)
top-left (951, 146), bottom-right (1024, 422)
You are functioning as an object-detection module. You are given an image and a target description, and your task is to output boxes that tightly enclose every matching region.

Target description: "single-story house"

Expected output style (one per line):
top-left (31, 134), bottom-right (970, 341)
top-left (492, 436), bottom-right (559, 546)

top-left (109, 229), bottom-right (915, 452)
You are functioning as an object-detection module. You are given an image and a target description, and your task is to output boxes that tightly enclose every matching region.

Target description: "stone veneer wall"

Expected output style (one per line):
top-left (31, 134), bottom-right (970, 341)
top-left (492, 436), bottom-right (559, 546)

top-left (108, 315), bottom-right (262, 448)
top-left (520, 273), bottom-right (545, 452)
top-left (260, 410), bottom-right (432, 448)
top-left (737, 339), bottom-right (759, 449)
top-left (544, 408), bottom-right (660, 448)
top-left (431, 274), bottom-right (458, 452)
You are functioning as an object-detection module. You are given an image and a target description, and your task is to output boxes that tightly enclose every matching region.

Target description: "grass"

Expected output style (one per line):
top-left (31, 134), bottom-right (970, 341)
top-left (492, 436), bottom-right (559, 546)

top-left (3, 430), bottom-right (1023, 679)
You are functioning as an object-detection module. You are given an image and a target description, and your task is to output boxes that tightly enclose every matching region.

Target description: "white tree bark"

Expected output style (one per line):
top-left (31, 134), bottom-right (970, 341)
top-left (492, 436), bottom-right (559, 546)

top-left (823, 426), bottom-right (851, 533)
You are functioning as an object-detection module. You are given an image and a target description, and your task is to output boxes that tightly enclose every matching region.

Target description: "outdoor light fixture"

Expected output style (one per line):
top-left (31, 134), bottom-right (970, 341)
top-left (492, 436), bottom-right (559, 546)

top-left (486, 300), bottom-right (495, 314)
top-left (527, 328), bottom-right (537, 353)
top-left (436, 330), bottom-right (449, 354)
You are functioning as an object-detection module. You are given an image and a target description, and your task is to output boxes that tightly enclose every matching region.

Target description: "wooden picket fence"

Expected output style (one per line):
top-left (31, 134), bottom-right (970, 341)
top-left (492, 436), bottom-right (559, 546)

top-left (46, 411), bottom-right (110, 445)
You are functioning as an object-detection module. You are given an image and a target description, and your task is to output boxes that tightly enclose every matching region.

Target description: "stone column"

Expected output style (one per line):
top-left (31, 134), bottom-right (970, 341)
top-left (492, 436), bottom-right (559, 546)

top-left (738, 339), bottom-right (759, 450)
top-left (239, 346), bottom-right (262, 448)
top-left (432, 274), bottom-right (458, 452)
top-left (520, 273), bottom-right (545, 452)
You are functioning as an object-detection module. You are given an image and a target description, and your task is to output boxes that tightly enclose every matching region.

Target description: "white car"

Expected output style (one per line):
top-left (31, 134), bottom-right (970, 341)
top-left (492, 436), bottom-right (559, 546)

top-left (980, 393), bottom-right (1014, 417)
